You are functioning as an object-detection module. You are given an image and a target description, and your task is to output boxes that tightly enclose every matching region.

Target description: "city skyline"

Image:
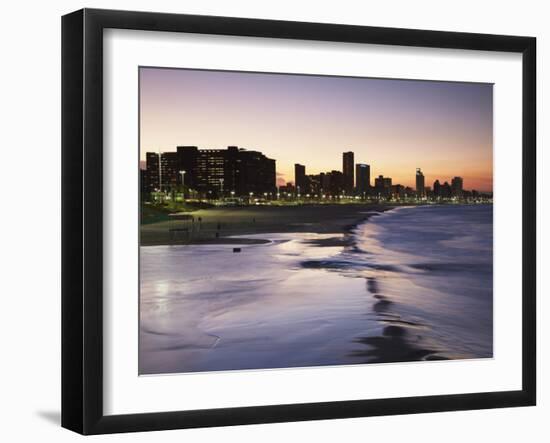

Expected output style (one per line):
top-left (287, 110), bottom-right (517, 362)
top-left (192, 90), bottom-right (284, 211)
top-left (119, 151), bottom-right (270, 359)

top-left (140, 67), bottom-right (493, 192)
top-left (142, 146), bottom-right (486, 203)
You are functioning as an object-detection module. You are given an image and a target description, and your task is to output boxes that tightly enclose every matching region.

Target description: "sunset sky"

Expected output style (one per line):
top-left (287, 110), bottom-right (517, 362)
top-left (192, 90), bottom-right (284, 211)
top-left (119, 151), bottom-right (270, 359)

top-left (139, 67), bottom-right (493, 192)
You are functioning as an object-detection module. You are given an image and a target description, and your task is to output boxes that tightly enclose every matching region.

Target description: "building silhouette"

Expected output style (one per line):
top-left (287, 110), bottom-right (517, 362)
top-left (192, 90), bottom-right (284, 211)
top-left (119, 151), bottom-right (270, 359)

top-left (392, 184), bottom-right (405, 199)
top-left (301, 170), bottom-right (345, 196)
top-left (145, 151), bottom-right (179, 192)
top-left (146, 146), bottom-right (275, 197)
top-left (355, 163), bottom-right (370, 195)
top-left (342, 152), bottom-right (354, 194)
top-left (306, 174), bottom-right (322, 195)
top-left (441, 181), bottom-right (452, 198)
top-left (328, 170), bottom-right (344, 195)
top-left (140, 169), bottom-right (150, 198)
top-left (320, 172), bottom-right (330, 192)
top-left (294, 163), bottom-right (307, 194)
top-left (145, 153), bottom-right (159, 192)
top-left (234, 149), bottom-right (276, 196)
top-left (374, 175), bottom-right (392, 197)
top-left (451, 176), bottom-right (464, 197)
top-left (278, 182), bottom-right (295, 195)
top-left (416, 168), bottom-right (425, 197)
top-left (141, 147), bottom-right (486, 203)
top-left (433, 179), bottom-right (441, 198)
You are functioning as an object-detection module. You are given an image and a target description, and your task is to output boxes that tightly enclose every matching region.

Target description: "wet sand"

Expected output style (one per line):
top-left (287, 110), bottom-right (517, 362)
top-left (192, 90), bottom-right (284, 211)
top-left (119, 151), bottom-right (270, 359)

top-left (349, 278), bottom-right (446, 363)
top-left (139, 204), bottom-right (491, 373)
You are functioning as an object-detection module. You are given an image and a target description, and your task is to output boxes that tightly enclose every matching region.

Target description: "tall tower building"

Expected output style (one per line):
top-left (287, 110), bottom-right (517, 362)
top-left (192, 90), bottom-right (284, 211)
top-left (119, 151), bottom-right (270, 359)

top-left (416, 168), bottom-right (425, 198)
top-left (342, 151), bottom-right (354, 194)
top-left (355, 163), bottom-right (370, 195)
top-left (451, 176), bottom-right (464, 198)
top-left (146, 152), bottom-right (179, 192)
top-left (294, 163), bottom-right (306, 194)
top-left (433, 179), bottom-right (441, 197)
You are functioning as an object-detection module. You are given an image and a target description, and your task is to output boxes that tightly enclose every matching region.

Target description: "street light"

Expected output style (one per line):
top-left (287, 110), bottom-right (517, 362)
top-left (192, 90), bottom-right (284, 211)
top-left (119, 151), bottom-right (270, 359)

top-left (179, 170), bottom-right (186, 202)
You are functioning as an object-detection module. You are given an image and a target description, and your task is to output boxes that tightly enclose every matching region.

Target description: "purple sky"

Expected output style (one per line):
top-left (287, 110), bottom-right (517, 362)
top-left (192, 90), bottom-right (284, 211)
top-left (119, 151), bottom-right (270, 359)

top-left (140, 67), bottom-right (493, 191)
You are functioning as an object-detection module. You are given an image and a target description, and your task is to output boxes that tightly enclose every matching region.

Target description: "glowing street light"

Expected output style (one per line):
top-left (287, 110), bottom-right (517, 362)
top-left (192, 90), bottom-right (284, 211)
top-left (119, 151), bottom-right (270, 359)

top-left (179, 170), bottom-right (186, 202)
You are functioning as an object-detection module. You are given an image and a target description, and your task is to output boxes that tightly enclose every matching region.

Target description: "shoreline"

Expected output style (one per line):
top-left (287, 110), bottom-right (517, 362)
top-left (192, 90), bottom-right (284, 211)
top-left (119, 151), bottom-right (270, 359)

top-left (140, 203), bottom-right (397, 247)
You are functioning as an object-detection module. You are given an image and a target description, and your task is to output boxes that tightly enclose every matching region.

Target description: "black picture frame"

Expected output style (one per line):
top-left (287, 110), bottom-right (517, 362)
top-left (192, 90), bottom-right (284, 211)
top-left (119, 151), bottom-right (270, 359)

top-left (62, 8), bottom-right (536, 435)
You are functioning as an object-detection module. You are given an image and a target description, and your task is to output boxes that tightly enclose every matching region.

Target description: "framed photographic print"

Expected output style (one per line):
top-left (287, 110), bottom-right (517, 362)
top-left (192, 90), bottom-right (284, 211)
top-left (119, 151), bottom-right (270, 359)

top-left (61, 8), bottom-right (536, 435)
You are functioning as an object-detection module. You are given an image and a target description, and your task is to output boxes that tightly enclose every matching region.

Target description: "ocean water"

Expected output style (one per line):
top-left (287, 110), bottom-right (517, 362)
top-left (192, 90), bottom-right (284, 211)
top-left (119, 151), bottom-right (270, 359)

top-left (139, 204), bottom-right (493, 374)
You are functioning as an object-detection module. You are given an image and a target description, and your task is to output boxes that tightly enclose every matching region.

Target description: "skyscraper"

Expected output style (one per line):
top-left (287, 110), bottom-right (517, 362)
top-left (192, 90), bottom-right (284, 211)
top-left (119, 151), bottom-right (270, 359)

top-left (355, 163), bottom-right (370, 195)
top-left (451, 176), bottom-right (464, 198)
top-left (441, 181), bottom-right (452, 198)
top-left (328, 170), bottom-right (344, 195)
top-left (146, 151), bottom-right (179, 192)
top-left (433, 179), bottom-right (441, 198)
top-left (342, 151), bottom-right (354, 194)
top-left (294, 163), bottom-right (307, 194)
top-left (147, 146), bottom-right (276, 197)
top-left (416, 168), bottom-right (425, 197)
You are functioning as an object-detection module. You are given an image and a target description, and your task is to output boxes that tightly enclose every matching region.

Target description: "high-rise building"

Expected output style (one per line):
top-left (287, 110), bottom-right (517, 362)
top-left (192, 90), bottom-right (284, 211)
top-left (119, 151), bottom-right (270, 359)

top-left (328, 170), bottom-right (344, 195)
top-left (342, 151), bottom-right (354, 194)
top-left (441, 181), bottom-right (452, 198)
top-left (306, 174), bottom-right (322, 195)
top-left (294, 164), bottom-right (307, 194)
top-left (392, 184), bottom-right (405, 199)
top-left (416, 168), bottom-right (425, 197)
top-left (145, 151), bottom-right (179, 192)
top-left (451, 176), bottom-right (464, 198)
top-left (433, 179), bottom-right (441, 197)
top-left (140, 168), bottom-right (150, 198)
top-left (355, 163), bottom-right (370, 195)
top-left (176, 146), bottom-right (199, 188)
top-left (374, 175), bottom-right (392, 197)
top-left (236, 149), bottom-right (276, 196)
top-left (320, 172), bottom-right (331, 194)
top-left (195, 148), bottom-right (226, 193)
top-left (145, 152), bottom-right (159, 191)
top-left (146, 146), bottom-right (276, 197)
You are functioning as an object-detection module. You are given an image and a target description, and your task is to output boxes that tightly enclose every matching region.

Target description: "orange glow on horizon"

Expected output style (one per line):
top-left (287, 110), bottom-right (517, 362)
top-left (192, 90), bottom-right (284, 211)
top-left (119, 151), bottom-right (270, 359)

top-left (140, 68), bottom-right (493, 192)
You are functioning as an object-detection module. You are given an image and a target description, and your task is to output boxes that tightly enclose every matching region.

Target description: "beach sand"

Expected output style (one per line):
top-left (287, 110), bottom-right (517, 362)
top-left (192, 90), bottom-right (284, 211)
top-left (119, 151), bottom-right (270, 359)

top-left (140, 203), bottom-right (395, 246)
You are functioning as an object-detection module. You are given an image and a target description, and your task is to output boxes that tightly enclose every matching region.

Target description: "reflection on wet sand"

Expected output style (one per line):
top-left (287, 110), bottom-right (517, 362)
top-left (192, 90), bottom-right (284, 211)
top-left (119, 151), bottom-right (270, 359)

top-left (350, 276), bottom-right (446, 363)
